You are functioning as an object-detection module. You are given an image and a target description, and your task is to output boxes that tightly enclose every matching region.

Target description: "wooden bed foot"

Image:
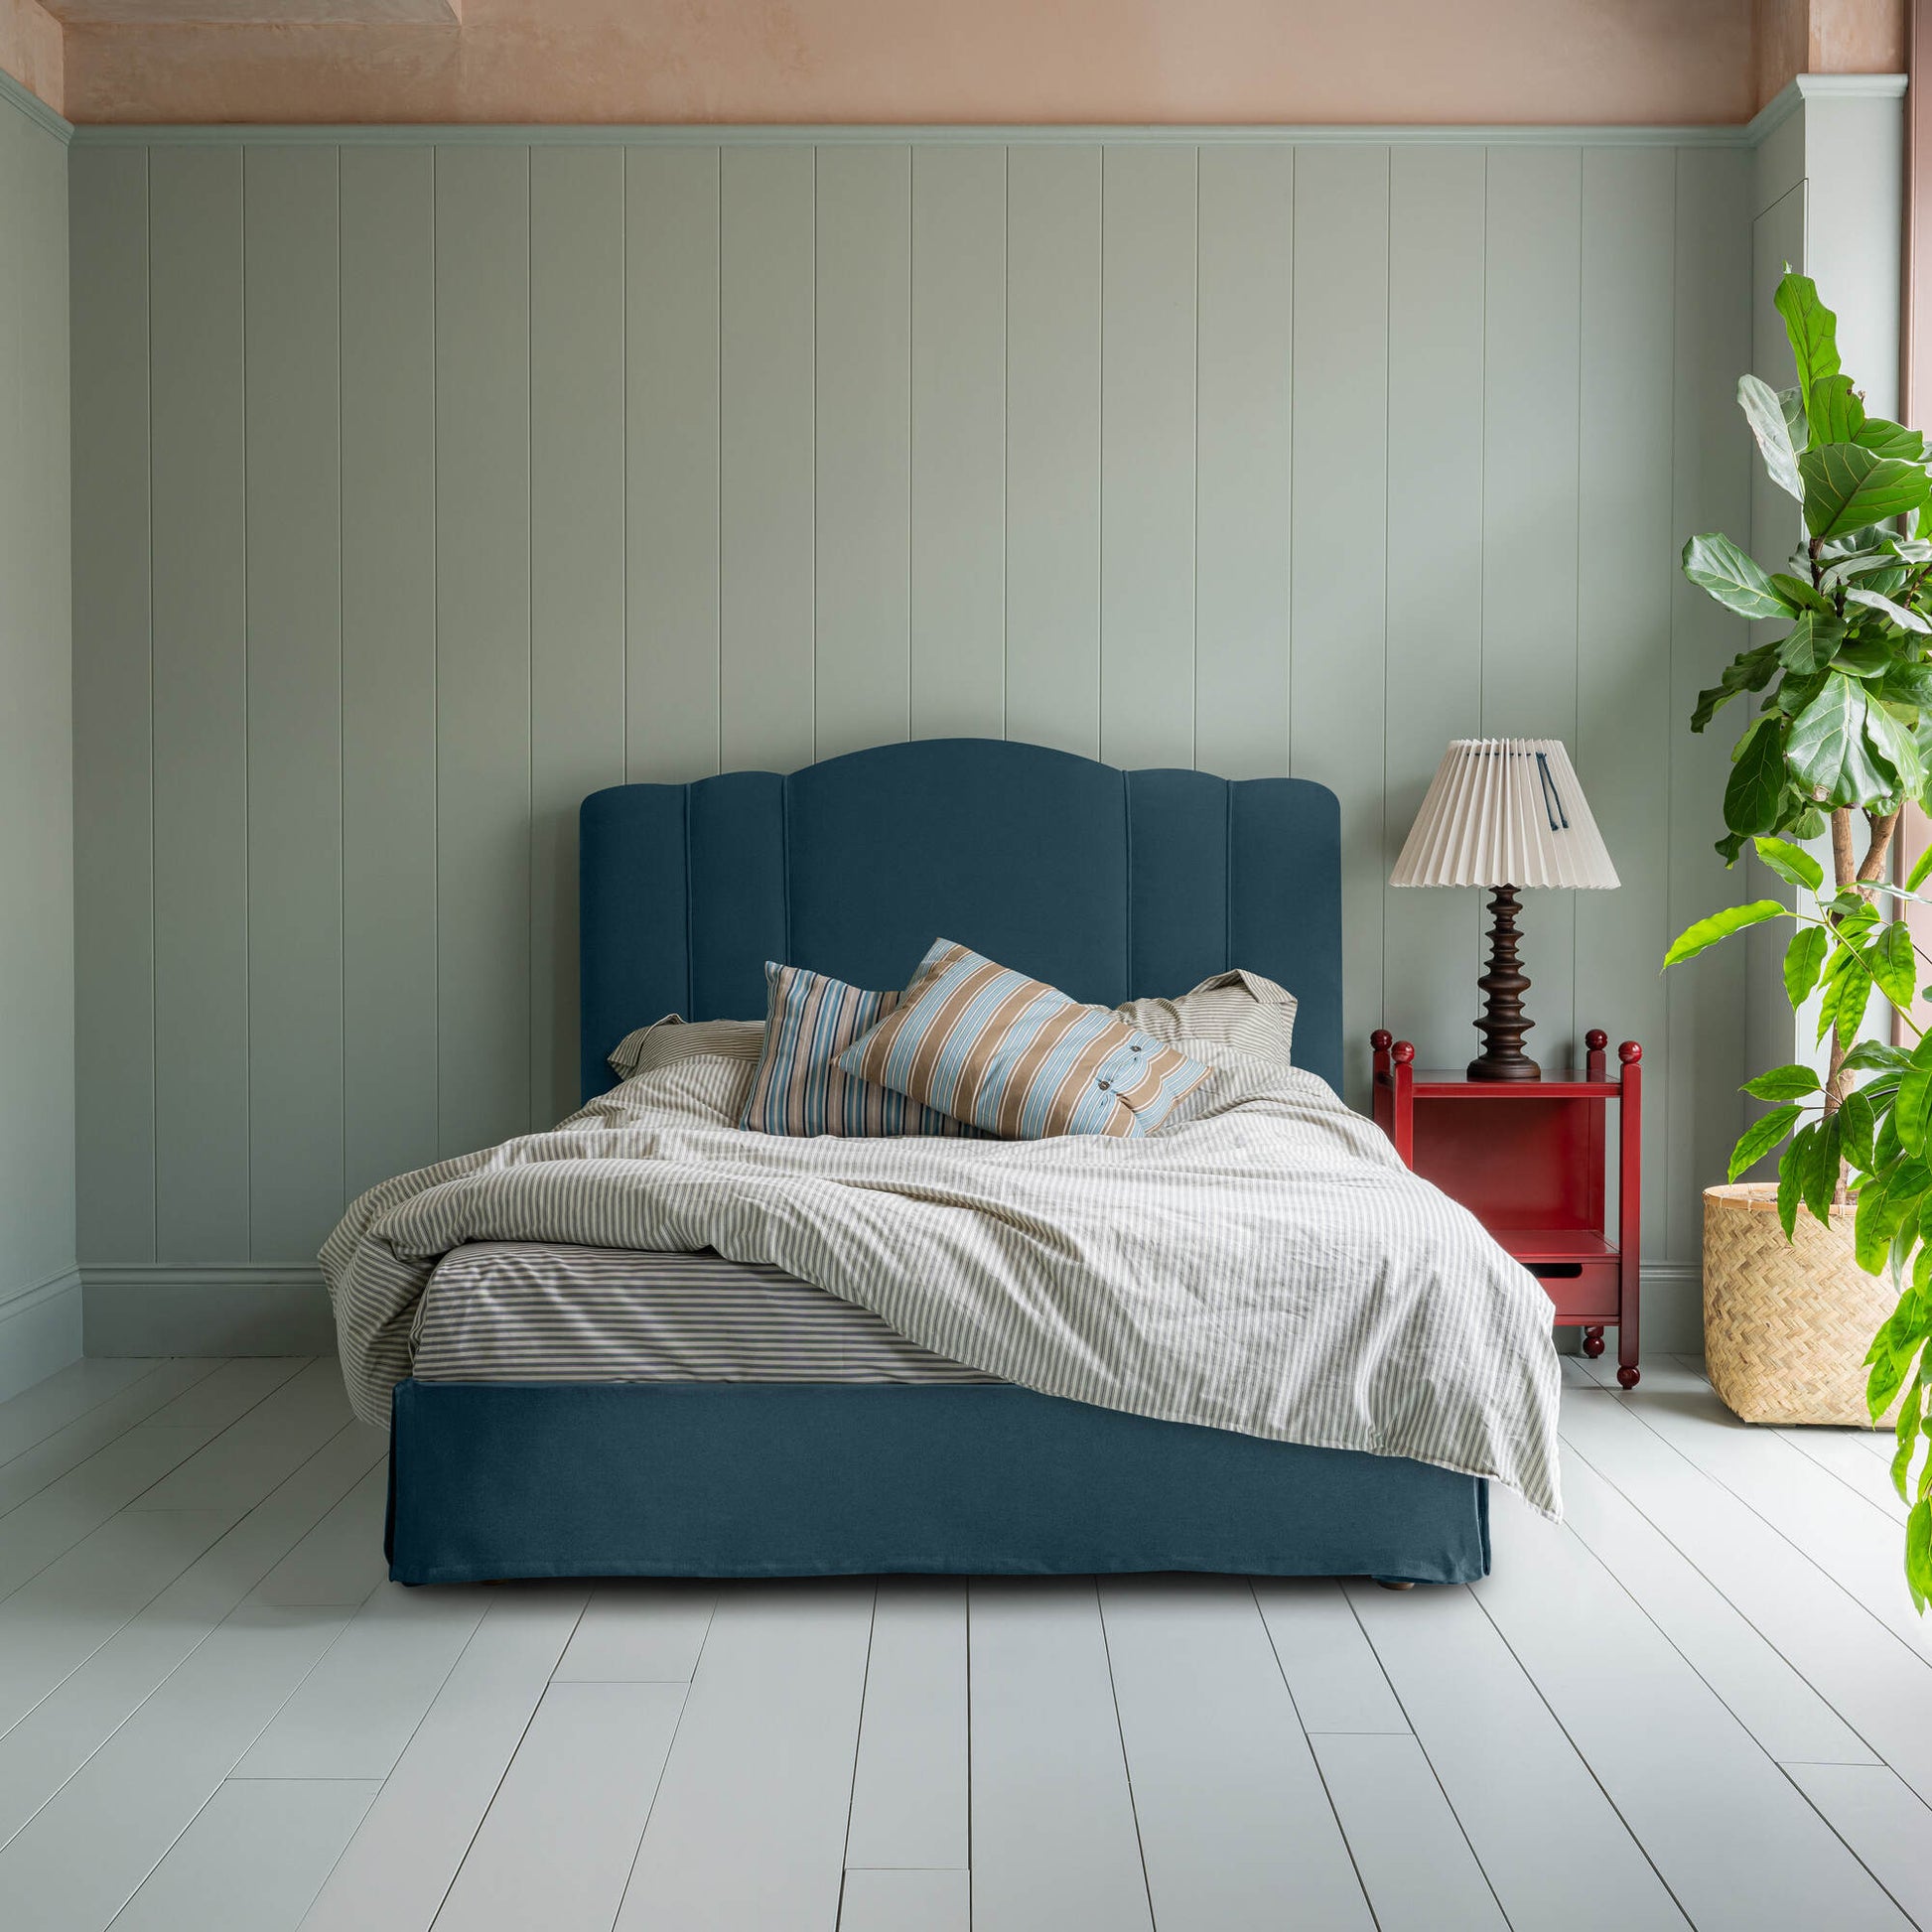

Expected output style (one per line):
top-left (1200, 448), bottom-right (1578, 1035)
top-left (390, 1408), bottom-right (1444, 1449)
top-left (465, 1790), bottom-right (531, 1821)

top-left (1582, 1326), bottom-right (1606, 1358)
top-left (1373, 1578), bottom-right (1417, 1590)
top-left (1616, 1364), bottom-right (1640, 1390)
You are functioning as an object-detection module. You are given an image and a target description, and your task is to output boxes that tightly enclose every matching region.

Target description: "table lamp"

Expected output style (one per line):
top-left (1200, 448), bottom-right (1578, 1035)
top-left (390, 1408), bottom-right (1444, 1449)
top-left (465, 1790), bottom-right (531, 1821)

top-left (1390, 738), bottom-right (1619, 1081)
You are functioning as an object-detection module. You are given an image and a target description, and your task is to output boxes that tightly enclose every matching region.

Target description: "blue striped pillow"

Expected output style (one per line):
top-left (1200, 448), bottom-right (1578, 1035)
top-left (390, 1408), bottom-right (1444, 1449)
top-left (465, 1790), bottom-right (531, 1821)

top-left (838, 939), bottom-right (1211, 1139)
top-left (738, 960), bottom-right (980, 1138)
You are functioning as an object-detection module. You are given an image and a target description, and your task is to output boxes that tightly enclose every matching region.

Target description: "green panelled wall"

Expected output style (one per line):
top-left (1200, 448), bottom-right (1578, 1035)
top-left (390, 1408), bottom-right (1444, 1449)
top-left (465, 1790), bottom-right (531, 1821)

top-left (68, 135), bottom-right (1754, 1347)
top-left (0, 81), bottom-right (73, 1397)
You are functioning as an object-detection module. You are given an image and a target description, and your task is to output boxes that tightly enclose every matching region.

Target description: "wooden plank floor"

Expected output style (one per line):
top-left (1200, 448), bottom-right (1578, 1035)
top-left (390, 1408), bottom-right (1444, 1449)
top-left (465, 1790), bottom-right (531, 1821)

top-left (0, 1354), bottom-right (1926, 1930)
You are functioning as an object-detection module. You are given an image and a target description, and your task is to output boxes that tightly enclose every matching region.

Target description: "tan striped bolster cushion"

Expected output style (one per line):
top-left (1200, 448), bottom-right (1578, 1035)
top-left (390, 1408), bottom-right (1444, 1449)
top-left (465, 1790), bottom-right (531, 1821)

top-left (836, 939), bottom-right (1211, 1140)
top-left (739, 960), bottom-right (982, 1138)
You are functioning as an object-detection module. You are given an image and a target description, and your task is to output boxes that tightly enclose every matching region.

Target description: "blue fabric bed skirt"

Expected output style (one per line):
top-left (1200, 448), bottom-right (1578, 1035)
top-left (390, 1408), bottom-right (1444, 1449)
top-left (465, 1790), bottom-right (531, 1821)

top-left (385, 1380), bottom-right (1490, 1587)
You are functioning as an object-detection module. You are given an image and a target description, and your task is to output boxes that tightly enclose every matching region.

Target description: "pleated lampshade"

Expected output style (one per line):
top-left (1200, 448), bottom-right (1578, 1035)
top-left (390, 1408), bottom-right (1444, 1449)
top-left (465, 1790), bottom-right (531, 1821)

top-left (1390, 739), bottom-right (1619, 891)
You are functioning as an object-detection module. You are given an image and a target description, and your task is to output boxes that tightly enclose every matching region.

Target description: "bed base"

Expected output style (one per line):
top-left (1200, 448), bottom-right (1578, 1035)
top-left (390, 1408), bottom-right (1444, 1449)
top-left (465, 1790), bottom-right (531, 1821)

top-left (384, 1380), bottom-right (1490, 1587)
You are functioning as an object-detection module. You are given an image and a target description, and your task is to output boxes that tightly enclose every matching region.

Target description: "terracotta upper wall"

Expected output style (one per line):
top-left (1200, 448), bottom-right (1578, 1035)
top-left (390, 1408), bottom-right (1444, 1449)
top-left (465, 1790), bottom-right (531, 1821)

top-left (0, 0), bottom-right (62, 114)
top-left (0, 0), bottom-right (1909, 134)
top-left (59, 0), bottom-right (1765, 127)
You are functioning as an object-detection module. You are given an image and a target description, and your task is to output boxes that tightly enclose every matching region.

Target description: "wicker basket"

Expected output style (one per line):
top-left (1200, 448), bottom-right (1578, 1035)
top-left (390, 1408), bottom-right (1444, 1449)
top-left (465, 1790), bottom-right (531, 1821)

top-left (1704, 1182), bottom-right (1899, 1427)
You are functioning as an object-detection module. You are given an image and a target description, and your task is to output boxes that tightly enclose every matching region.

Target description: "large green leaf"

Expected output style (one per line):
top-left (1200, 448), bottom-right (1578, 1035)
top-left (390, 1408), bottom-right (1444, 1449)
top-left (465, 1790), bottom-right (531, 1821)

top-left (1724, 721), bottom-right (1787, 836)
top-left (1809, 372), bottom-right (1866, 447)
top-left (1858, 417), bottom-right (1926, 462)
top-left (1909, 1497), bottom-right (1931, 1613)
top-left (1778, 1126), bottom-right (1813, 1237)
top-left (1857, 1158), bottom-right (1930, 1270)
top-left (1839, 1085), bottom-right (1878, 1169)
top-left (1893, 1039), bottom-right (1932, 1156)
top-left (1777, 610), bottom-right (1846, 673)
top-left (1663, 898), bottom-right (1789, 967)
top-left (1875, 920), bottom-right (1920, 1012)
top-left (1804, 1111), bottom-right (1845, 1224)
top-left (1821, 552), bottom-right (1904, 589)
top-left (1743, 1063), bottom-right (1823, 1099)
top-left (1775, 272), bottom-right (1843, 401)
top-left (1728, 1104), bottom-right (1802, 1181)
top-left (1784, 924), bottom-right (1829, 1004)
top-left (1909, 843), bottom-right (1932, 893)
top-left (1737, 372), bottom-right (1806, 500)
top-left (1753, 834), bottom-right (1824, 892)
top-left (1798, 444), bottom-right (1931, 540)
top-left (1786, 673), bottom-right (1893, 805)
top-left (1772, 571), bottom-right (1834, 612)
top-left (1683, 533), bottom-right (1795, 621)
top-left (1865, 700), bottom-right (1926, 798)
top-left (1691, 642), bottom-right (1780, 732)
top-left (1845, 585), bottom-right (1932, 634)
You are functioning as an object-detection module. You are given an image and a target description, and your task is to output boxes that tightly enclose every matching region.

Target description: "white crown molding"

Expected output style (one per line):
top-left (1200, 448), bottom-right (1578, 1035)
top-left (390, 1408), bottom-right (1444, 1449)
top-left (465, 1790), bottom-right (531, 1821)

top-left (69, 117), bottom-right (1759, 150)
top-left (0, 69), bottom-right (71, 144)
top-left (1748, 70), bottom-right (1909, 147)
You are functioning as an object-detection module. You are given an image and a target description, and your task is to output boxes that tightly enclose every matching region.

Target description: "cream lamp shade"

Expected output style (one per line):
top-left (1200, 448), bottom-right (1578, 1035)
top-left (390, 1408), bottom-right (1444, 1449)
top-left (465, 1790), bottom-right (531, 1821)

top-left (1390, 739), bottom-right (1618, 1081)
top-left (1391, 739), bottom-right (1619, 892)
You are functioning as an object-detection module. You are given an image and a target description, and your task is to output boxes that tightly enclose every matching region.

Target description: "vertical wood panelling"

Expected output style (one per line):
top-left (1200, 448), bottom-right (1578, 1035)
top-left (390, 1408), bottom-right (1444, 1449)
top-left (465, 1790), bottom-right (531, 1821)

top-left (69, 145), bottom-right (154, 1263)
top-left (434, 145), bottom-right (533, 1158)
top-left (1100, 143), bottom-right (1197, 770)
top-left (66, 133), bottom-right (1757, 1305)
top-left (341, 146), bottom-right (438, 1199)
top-left (0, 101), bottom-right (72, 1317)
top-left (909, 145), bottom-right (1006, 741)
top-left (1291, 145), bottom-right (1390, 1105)
top-left (148, 146), bottom-right (249, 1261)
top-left (1381, 147), bottom-right (1487, 1068)
top-left (1194, 144), bottom-right (1293, 781)
top-left (719, 145), bottom-right (815, 773)
top-left (244, 146), bottom-right (344, 1260)
top-left (530, 147), bottom-right (627, 1127)
top-left (625, 146), bottom-right (721, 783)
top-left (814, 144), bottom-right (912, 762)
top-left (1006, 143), bottom-right (1102, 758)
top-left (1577, 146), bottom-right (1676, 1255)
top-left (1668, 146), bottom-right (1753, 1261)
top-left (1482, 146), bottom-right (1584, 1066)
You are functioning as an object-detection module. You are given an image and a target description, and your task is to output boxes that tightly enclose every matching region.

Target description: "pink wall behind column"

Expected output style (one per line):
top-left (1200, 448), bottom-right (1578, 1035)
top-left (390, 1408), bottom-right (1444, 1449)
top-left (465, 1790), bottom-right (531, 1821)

top-left (0, 0), bottom-right (62, 113)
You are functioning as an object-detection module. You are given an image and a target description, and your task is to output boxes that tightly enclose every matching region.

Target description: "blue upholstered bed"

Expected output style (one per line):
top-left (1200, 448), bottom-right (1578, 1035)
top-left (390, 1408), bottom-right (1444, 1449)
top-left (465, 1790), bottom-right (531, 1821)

top-left (383, 738), bottom-right (1490, 1586)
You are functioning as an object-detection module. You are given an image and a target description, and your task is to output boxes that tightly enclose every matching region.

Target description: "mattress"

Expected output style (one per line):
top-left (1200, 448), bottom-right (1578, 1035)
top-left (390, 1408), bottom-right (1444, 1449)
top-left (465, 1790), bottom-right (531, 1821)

top-left (411, 1241), bottom-right (1000, 1386)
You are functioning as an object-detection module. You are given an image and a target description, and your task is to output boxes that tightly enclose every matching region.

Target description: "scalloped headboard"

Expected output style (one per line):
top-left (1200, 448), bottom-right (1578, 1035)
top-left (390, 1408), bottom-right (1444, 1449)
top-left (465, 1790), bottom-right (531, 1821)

top-left (580, 738), bottom-right (1342, 1098)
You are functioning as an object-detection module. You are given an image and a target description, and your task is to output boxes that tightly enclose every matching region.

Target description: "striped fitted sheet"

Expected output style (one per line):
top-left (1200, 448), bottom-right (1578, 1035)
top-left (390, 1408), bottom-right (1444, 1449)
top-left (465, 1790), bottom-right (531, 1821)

top-left (413, 1241), bottom-right (998, 1386)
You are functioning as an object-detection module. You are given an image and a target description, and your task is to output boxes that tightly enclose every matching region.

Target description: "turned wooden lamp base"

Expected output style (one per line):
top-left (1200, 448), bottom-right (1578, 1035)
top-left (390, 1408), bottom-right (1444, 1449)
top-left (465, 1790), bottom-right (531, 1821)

top-left (1466, 883), bottom-right (1541, 1082)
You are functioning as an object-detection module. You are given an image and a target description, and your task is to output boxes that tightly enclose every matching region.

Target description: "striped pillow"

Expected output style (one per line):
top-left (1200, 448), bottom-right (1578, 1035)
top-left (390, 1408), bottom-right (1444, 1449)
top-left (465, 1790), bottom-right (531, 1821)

top-left (739, 961), bottom-right (980, 1139)
top-left (1114, 968), bottom-right (1298, 1066)
top-left (838, 939), bottom-right (1211, 1140)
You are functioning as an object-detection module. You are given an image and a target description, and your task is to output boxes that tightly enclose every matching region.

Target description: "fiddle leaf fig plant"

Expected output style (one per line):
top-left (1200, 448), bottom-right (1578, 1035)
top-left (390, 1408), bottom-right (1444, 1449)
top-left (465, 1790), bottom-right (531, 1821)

top-left (1663, 272), bottom-right (1932, 1613)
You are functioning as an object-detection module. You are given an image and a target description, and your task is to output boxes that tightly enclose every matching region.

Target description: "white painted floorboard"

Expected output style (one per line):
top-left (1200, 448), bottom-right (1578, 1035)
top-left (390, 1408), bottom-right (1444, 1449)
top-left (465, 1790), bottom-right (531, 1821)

top-left (0, 1358), bottom-right (1926, 1932)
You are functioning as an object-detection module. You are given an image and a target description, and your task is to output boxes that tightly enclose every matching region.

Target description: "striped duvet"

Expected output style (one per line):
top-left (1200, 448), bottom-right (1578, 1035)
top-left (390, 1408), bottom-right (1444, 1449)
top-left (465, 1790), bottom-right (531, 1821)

top-left (322, 1045), bottom-right (1563, 1517)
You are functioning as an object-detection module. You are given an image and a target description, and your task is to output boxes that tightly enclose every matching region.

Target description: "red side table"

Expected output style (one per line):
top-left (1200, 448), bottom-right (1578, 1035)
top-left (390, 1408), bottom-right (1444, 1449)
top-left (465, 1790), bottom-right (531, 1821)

top-left (1371, 1028), bottom-right (1642, 1389)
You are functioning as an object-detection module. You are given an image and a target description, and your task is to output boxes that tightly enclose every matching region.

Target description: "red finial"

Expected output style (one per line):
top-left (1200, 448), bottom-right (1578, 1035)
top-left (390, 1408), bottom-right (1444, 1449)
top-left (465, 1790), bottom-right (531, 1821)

top-left (1585, 1029), bottom-right (1608, 1052)
top-left (1371, 1029), bottom-right (1392, 1050)
top-left (1392, 1040), bottom-right (1416, 1065)
top-left (1618, 1040), bottom-right (1642, 1064)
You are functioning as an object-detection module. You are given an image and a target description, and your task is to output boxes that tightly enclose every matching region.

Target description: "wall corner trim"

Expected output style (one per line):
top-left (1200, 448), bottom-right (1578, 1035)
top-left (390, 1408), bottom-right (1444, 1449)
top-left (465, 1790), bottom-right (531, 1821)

top-left (1748, 71), bottom-right (1910, 149)
top-left (0, 69), bottom-right (73, 145)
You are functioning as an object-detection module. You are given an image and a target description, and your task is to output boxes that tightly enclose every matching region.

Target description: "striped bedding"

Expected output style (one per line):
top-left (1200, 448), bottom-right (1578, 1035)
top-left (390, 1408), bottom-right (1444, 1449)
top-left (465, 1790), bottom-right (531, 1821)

top-left (414, 1241), bottom-right (996, 1385)
top-left (323, 1043), bottom-right (1562, 1517)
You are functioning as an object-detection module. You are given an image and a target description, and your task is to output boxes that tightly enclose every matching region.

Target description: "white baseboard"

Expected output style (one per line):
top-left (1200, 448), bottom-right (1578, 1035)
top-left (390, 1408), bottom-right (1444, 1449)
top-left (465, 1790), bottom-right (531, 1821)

top-left (82, 1265), bottom-right (336, 1357)
top-left (0, 1268), bottom-right (83, 1401)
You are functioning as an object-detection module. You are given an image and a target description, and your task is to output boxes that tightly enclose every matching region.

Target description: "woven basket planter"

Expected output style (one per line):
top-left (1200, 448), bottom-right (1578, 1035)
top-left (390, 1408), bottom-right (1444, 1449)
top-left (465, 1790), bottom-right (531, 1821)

top-left (1704, 1182), bottom-right (1899, 1427)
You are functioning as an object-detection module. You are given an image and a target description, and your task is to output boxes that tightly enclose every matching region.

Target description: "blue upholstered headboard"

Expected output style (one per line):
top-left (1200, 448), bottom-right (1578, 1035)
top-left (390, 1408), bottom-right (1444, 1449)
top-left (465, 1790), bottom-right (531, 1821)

top-left (580, 738), bottom-right (1342, 1099)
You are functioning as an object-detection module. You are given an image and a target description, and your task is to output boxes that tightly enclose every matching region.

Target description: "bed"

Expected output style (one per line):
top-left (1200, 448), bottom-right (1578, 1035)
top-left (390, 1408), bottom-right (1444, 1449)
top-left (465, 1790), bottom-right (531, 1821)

top-left (377, 737), bottom-right (1502, 1587)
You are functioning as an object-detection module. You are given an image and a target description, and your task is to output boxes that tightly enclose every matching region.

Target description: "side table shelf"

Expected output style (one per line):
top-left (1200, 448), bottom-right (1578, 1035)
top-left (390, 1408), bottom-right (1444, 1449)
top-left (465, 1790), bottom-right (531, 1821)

top-left (1372, 1028), bottom-right (1642, 1389)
